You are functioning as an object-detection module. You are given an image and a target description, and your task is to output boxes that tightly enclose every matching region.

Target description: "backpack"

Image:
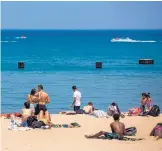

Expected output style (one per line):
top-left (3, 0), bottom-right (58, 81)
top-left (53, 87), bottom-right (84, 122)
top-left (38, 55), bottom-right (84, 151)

top-left (125, 127), bottom-right (137, 136)
top-left (27, 116), bottom-right (38, 127)
top-left (31, 121), bottom-right (45, 129)
top-left (147, 105), bottom-right (160, 117)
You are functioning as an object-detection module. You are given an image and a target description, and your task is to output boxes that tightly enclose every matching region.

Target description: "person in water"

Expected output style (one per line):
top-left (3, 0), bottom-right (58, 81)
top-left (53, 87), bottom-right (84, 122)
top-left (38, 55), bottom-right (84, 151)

top-left (85, 114), bottom-right (126, 139)
top-left (71, 85), bottom-right (81, 112)
top-left (27, 88), bottom-right (38, 115)
top-left (21, 102), bottom-right (32, 127)
top-left (36, 85), bottom-right (51, 121)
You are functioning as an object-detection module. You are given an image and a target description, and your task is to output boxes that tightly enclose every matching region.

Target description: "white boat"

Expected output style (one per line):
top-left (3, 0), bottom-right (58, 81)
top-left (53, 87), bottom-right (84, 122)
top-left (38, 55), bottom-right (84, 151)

top-left (111, 37), bottom-right (136, 42)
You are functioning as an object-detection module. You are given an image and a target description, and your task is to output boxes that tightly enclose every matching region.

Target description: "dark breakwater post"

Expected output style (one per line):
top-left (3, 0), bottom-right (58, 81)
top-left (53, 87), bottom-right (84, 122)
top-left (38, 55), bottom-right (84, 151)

top-left (139, 59), bottom-right (154, 64)
top-left (96, 62), bottom-right (102, 68)
top-left (18, 62), bottom-right (25, 69)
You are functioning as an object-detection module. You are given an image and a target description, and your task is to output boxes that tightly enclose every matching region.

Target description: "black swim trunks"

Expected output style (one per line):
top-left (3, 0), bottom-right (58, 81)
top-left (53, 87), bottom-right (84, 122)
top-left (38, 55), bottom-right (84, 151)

top-left (39, 104), bottom-right (47, 112)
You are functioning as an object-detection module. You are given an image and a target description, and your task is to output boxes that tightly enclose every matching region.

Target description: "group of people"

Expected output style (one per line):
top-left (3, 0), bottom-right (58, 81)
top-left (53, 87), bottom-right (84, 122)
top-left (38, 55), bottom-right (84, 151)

top-left (19, 85), bottom-right (161, 140)
top-left (21, 85), bottom-right (51, 126)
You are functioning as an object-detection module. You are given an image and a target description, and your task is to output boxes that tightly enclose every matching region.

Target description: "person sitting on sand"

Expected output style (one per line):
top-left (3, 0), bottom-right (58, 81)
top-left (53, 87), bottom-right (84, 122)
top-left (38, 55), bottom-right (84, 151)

top-left (150, 123), bottom-right (162, 140)
top-left (140, 93), bottom-right (147, 114)
top-left (27, 88), bottom-right (38, 115)
top-left (21, 102), bottom-right (32, 127)
top-left (146, 93), bottom-right (152, 111)
top-left (83, 102), bottom-right (94, 114)
top-left (85, 114), bottom-right (125, 139)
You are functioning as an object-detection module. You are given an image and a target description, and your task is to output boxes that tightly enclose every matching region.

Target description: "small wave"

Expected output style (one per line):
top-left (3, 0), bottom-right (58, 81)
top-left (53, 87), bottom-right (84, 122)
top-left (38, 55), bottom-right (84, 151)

top-left (111, 37), bottom-right (156, 43)
top-left (1, 41), bottom-right (17, 43)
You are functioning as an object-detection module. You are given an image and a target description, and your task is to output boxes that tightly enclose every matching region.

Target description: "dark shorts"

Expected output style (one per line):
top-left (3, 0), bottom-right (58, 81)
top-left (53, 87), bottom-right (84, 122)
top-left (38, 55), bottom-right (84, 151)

top-left (74, 106), bottom-right (80, 112)
top-left (104, 132), bottom-right (122, 140)
top-left (39, 104), bottom-right (47, 112)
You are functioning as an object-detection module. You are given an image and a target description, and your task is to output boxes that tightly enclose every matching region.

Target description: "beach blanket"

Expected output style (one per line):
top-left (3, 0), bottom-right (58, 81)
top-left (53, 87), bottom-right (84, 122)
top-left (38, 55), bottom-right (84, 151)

top-left (8, 126), bottom-right (32, 131)
top-left (92, 110), bottom-right (109, 118)
top-left (59, 111), bottom-right (76, 115)
top-left (104, 133), bottom-right (143, 141)
top-left (52, 122), bottom-right (81, 128)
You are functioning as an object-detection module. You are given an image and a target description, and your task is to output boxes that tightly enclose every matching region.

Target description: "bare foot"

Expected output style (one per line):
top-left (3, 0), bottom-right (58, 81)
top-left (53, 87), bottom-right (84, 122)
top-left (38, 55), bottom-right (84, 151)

top-left (85, 135), bottom-right (93, 138)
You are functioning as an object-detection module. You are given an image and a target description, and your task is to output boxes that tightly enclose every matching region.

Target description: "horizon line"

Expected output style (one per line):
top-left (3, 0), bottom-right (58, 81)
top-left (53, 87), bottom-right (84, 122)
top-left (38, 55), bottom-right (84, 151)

top-left (1, 28), bottom-right (162, 30)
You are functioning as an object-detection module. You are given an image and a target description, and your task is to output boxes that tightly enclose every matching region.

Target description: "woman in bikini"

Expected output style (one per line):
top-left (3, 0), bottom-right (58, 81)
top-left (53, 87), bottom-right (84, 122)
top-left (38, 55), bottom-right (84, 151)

top-left (27, 88), bottom-right (38, 115)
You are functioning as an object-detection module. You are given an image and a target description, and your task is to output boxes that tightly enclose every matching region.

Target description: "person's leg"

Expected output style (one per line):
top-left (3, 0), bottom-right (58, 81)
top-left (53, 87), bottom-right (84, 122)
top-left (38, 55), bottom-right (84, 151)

top-left (39, 110), bottom-right (44, 119)
top-left (74, 106), bottom-right (80, 112)
top-left (85, 131), bottom-right (105, 138)
top-left (45, 110), bottom-right (51, 122)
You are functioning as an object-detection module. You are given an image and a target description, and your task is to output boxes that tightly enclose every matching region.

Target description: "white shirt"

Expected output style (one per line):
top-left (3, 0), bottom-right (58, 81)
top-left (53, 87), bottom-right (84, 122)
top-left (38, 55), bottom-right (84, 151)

top-left (73, 90), bottom-right (81, 106)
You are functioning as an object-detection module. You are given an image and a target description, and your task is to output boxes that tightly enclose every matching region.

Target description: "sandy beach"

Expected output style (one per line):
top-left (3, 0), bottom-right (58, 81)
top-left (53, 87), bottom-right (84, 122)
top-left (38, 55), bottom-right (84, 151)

top-left (1, 114), bottom-right (162, 151)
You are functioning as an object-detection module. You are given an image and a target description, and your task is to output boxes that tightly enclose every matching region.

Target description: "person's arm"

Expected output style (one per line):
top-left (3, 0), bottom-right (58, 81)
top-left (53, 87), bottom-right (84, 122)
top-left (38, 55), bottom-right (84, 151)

top-left (27, 95), bottom-right (31, 103)
top-left (150, 127), bottom-right (155, 136)
top-left (123, 124), bottom-right (126, 135)
top-left (46, 95), bottom-right (50, 103)
top-left (71, 93), bottom-right (76, 106)
top-left (110, 123), bottom-right (113, 133)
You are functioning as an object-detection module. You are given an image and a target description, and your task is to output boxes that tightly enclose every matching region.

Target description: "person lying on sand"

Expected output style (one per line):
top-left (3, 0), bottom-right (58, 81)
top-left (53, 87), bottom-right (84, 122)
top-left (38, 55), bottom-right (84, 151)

top-left (150, 123), bottom-right (162, 140)
top-left (85, 114), bottom-right (125, 139)
top-left (83, 102), bottom-right (94, 114)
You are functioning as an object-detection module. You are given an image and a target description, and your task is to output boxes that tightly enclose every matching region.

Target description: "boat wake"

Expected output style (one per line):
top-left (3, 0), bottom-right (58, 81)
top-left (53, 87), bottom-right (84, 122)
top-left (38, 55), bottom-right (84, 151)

top-left (1, 41), bottom-right (17, 43)
top-left (111, 37), bottom-right (156, 43)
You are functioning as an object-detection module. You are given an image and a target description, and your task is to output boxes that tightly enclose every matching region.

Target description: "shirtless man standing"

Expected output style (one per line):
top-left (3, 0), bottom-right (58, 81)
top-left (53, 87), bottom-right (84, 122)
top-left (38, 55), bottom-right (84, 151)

top-left (37, 85), bottom-right (50, 121)
top-left (85, 114), bottom-right (126, 139)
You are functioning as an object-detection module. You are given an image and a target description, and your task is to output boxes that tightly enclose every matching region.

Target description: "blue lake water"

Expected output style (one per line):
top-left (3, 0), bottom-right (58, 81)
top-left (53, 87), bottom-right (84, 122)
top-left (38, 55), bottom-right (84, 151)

top-left (1, 30), bottom-right (162, 113)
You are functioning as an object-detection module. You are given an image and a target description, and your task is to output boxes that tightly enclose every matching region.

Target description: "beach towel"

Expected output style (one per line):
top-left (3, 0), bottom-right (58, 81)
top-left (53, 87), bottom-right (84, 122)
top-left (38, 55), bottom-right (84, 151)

top-left (52, 122), bottom-right (81, 128)
top-left (128, 108), bottom-right (141, 116)
top-left (8, 126), bottom-right (32, 131)
top-left (59, 111), bottom-right (76, 115)
top-left (92, 110), bottom-right (108, 118)
top-left (104, 132), bottom-right (143, 141)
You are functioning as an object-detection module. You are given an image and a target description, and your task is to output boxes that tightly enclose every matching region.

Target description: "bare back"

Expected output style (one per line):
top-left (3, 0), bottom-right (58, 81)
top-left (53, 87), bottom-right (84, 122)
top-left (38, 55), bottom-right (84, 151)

top-left (38, 91), bottom-right (50, 105)
top-left (110, 121), bottom-right (125, 136)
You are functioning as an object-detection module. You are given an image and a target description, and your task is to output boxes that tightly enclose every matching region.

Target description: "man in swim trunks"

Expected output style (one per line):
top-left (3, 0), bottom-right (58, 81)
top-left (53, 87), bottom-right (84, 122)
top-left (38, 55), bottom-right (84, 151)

top-left (85, 114), bottom-right (126, 139)
top-left (36, 85), bottom-right (51, 121)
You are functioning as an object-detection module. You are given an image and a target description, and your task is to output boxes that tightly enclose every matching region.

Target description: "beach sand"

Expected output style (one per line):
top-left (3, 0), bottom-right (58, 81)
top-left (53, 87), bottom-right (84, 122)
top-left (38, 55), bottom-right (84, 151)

top-left (1, 114), bottom-right (162, 151)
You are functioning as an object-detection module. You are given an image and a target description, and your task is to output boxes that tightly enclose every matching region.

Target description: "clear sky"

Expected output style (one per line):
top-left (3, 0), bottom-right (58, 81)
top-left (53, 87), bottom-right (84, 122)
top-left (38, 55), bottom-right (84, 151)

top-left (1, 1), bottom-right (162, 29)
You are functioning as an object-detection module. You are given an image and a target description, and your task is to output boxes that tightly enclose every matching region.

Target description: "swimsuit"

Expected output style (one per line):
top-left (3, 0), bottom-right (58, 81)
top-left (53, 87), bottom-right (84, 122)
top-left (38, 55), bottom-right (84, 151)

top-left (104, 132), bottom-right (123, 140)
top-left (39, 104), bottom-right (47, 112)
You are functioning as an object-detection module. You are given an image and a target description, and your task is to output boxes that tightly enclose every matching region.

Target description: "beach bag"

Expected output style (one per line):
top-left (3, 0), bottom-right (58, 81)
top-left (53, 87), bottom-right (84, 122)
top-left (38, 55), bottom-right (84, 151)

top-left (147, 105), bottom-right (160, 117)
top-left (125, 127), bottom-right (137, 136)
top-left (31, 121), bottom-right (45, 129)
top-left (27, 116), bottom-right (38, 127)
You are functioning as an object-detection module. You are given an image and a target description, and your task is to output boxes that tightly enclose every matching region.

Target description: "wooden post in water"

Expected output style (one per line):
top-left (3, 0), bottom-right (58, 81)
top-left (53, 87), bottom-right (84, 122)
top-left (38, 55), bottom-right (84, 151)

top-left (18, 62), bottom-right (24, 69)
top-left (139, 59), bottom-right (154, 64)
top-left (96, 62), bottom-right (102, 68)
